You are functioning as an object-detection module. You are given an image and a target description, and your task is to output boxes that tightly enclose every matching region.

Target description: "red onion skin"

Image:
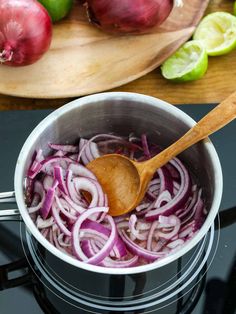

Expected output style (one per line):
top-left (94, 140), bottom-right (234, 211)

top-left (86, 0), bottom-right (174, 34)
top-left (0, 0), bottom-right (52, 66)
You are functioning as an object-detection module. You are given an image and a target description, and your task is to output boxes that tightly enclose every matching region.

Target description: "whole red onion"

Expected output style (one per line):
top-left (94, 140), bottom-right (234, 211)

top-left (85, 0), bottom-right (179, 34)
top-left (0, 0), bottom-right (52, 66)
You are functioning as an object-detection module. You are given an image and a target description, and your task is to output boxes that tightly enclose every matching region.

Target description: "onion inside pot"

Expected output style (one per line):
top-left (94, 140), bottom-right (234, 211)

top-left (26, 132), bottom-right (206, 268)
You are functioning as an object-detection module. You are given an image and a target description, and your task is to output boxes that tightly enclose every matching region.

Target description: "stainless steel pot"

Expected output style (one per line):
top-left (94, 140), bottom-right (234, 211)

top-left (0, 92), bottom-right (222, 303)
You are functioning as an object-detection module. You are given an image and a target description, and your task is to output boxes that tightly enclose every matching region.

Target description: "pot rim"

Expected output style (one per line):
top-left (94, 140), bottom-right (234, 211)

top-left (14, 92), bottom-right (223, 275)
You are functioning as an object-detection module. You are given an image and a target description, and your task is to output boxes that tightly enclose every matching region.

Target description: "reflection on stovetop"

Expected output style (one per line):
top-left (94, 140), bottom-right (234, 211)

top-left (0, 105), bottom-right (236, 314)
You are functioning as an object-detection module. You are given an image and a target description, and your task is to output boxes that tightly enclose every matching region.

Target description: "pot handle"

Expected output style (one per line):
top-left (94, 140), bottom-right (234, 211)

top-left (0, 192), bottom-right (33, 290)
top-left (0, 258), bottom-right (32, 290)
top-left (0, 191), bottom-right (21, 221)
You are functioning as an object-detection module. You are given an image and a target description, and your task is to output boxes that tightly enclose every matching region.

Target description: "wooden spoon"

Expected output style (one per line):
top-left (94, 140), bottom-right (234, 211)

top-left (87, 92), bottom-right (236, 216)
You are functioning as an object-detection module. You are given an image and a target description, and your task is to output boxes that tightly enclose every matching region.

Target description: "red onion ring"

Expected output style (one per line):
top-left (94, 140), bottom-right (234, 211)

top-left (72, 207), bottom-right (117, 264)
top-left (119, 229), bottom-right (166, 262)
top-left (145, 158), bottom-right (191, 221)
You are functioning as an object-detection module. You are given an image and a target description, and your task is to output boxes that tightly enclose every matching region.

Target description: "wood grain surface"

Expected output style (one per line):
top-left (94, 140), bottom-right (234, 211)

top-left (0, 0), bottom-right (234, 110)
top-left (0, 0), bottom-right (209, 99)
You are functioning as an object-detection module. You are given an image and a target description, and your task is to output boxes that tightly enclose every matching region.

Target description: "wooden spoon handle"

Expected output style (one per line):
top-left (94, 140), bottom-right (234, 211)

top-left (146, 91), bottom-right (236, 173)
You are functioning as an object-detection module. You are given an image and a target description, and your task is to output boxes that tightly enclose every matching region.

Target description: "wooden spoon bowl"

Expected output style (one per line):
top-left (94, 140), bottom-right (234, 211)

top-left (87, 91), bottom-right (236, 216)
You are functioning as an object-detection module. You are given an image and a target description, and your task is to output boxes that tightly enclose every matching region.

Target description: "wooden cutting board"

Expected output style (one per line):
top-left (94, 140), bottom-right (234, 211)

top-left (0, 0), bottom-right (210, 99)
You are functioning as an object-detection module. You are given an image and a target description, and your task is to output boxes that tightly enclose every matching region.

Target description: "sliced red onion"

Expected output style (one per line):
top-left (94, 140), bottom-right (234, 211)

top-left (147, 178), bottom-right (160, 199)
top-left (136, 220), bottom-right (152, 231)
top-left (27, 160), bottom-right (38, 178)
top-left (147, 221), bottom-right (158, 251)
top-left (40, 180), bottom-right (59, 219)
top-left (80, 239), bottom-right (96, 258)
top-left (81, 220), bottom-right (127, 258)
top-left (112, 237), bottom-right (127, 258)
top-left (54, 166), bottom-right (67, 194)
top-left (81, 220), bottom-right (110, 238)
top-left (29, 156), bottom-right (72, 179)
top-left (150, 190), bottom-right (172, 210)
top-left (90, 240), bottom-right (137, 267)
top-left (98, 137), bottom-right (142, 154)
top-left (72, 207), bottom-right (111, 263)
top-left (148, 183), bottom-right (160, 195)
top-left (136, 202), bottom-right (151, 212)
top-left (36, 215), bottom-right (54, 229)
top-left (146, 191), bottom-right (158, 202)
top-left (141, 134), bottom-right (151, 158)
top-left (30, 193), bottom-right (40, 207)
top-left (81, 235), bottom-right (124, 259)
top-left (90, 238), bottom-right (116, 258)
top-left (165, 163), bottom-right (180, 180)
top-left (49, 228), bottom-right (53, 244)
top-left (181, 190), bottom-right (204, 227)
top-left (157, 166), bottom-right (174, 195)
top-left (51, 226), bottom-right (68, 254)
top-left (152, 238), bottom-right (167, 252)
top-left (145, 158), bottom-right (191, 221)
top-left (61, 192), bottom-right (86, 214)
top-left (28, 161), bottom-right (43, 179)
top-left (55, 196), bottom-right (78, 221)
top-left (58, 233), bottom-right (71, 247)
top-left (129, 214), bottom-right (148, 241)
top-left (51, 201), bottom-right (71, 237)
top-left (41, 228), bottom-right (49, 238)
top-left (193, 190), bottom-right (205, 231)
top-left (49, 143), bottom-right (79, 153)
top-left (53, 150), bottom-right (67, 157)
top-left (116, 220), bottom-right (129, 229)
top-left (78, 134), bottom-right (130, 164)
top-left (173, 181), bottom-right (181, 196)
top-left (35, 149), bottom-right (44, 162)
top-left (82, 239), bottom-right (138, 268)
top-left (87, 215), bottom-right (118, 265)
top-left (78, 138), bottom-right (100, 165)
top-left (89, 178), bottom-right (107, 207)
top-left (28, 181), bottom-right (46, 213)
top-left (43, 175), bottom-right (54, 191)
top-left (27, 149), bottom-right (44, 178)
top-left (157, 215), bottom-right (181, 240)
top-left (73, 177), bottom-right (99, 208)
top-left (158, 215), bottom-right (178, 228)
top-left (68, 163), bottom-right (97, 180)
top-left (167, 239), bottom-right (184, 249)
top-left (101, 255), bottom-right (139, 268)
top-left (66, 170), bottom-right (87, 206)
top-left (41, 156), bottom-right (72, 175)
top-left (177, 191), bottom-right (197, 219)
top-left (78, 139), bottom-right (89, 165)
top-left (179, 222), bottom-right (194, 239)
top-left (119, 229), bottom-right (166, 262)
top-left (72, 176), bottom-right (107, 209)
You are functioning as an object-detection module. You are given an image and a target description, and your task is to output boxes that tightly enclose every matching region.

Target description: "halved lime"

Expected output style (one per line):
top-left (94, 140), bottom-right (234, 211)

top-left (193, 12), bottom-right (236, 56)
top-left (161, 40), bottom-right (208, 82)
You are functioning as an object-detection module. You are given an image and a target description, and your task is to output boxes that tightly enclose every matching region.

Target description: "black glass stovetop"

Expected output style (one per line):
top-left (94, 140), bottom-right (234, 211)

top-left (0, 104), bottom-right (235, 314)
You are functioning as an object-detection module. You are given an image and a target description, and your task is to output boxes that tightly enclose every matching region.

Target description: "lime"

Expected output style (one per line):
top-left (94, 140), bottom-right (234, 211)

top-left (38, 0), bottom-right (73, 23)
top-left (161, 40), bottom-right (208, 82)
top-left (193, 12), bottom-right (236, 56)
top-left (234, 2), bottom-right (236, 16)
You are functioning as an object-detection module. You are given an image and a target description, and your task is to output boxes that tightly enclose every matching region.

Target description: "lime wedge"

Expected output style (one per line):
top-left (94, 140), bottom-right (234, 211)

top-left (193, 12), bottom-right (236, 56)
top-left (161, 40), bottom-right (208, 82)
